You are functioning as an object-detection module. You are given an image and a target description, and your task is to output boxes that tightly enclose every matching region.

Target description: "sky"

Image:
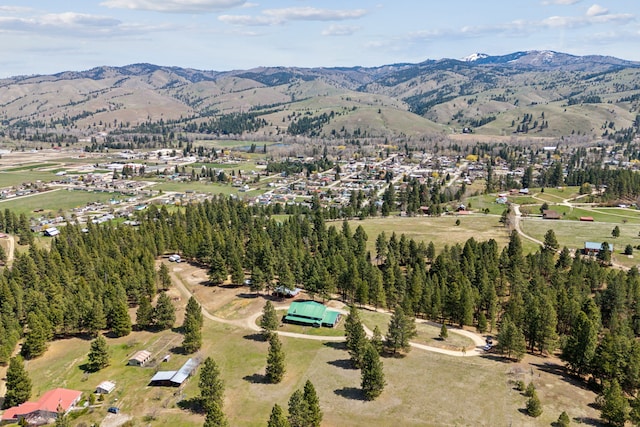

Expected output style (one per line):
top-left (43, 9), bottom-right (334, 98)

top-left (1, 0), bottom-right (639, 77)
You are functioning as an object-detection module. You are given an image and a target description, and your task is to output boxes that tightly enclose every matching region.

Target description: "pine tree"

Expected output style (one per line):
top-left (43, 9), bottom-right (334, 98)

top-left (86, 299), bottom-right (107, 337)
top-left (266, 333), bottom-right (285, 384)
top-left (184, 296), bottom-right (204, 329)
top-left (557, 411), bottom-right (570, 427)
top-left (182, 297), bottom-right (203, 353)
top-left (136, 296), bottom-right (154, 330)
top-left (3, 356), bottom-right (31, 409)
top-left (203, 400), bottom-right (228, 427)
top-left (303, 380), bottom-right (322, 427)
top-left (344, 306), bottom-right (367, 367)
top-left (21, 312), bottom-right (48, 359)
top-left (260, 301), bottom-right (279, 337)
top-left (287, 389), bottom-right (308, 427)
top-left (199, 357), bottom-right (224, 410)
top-left (600, 379), bottom-right (629, 427)
top-left (526, 390), bottom-right (543, 417)
top-left (385, 306), bottom-right (417, 355)
top-left (158, 263), bottom-right (172, 291)
top-left (371, 325), bottom-right (384, 354)
top-left (182, 315), bottom-right (202, 354)
top-left (496, 317), bottom-right (526, 361)
top-left (87, 335), bottom-right (110, 371)
top-left (154, 292), bottom-right (176, 330)
top-left (110, 299), bottom-right (132, 337)
top-left (208, 252), bottom-right (227, 285)
top-left (267, 404), bottom-right (290, 427)
top-left (361, 343), bottom-right (385, 400)
top-left (439, 324), bottom-right (448, 340)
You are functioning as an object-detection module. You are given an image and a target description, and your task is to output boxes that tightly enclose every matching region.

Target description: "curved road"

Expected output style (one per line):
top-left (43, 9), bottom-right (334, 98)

top-left (169, 266), bottom-right (488, 356)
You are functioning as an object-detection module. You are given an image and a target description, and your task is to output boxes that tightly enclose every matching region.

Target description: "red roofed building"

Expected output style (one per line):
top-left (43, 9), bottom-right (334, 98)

top-left (1, 388), bottom-right (82, 425)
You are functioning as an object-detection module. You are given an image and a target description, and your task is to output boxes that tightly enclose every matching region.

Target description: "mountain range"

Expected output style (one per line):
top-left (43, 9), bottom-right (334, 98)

top-left (1, 50), bottom-right (639, 142)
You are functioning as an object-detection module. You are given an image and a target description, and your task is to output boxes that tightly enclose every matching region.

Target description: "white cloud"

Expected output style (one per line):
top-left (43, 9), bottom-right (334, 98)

top-left (219, 7), bottom-right (368, 26)
top-left (100, 0), bottom-right (246, 13)
top-left (218, 14), bottom-right (273, 26)
top-left (241, 2), bottom-right (259, 8)
top-left (586, 4), bottom-right (608, 17)
top-left (321, 24), bottom-right (360, 36)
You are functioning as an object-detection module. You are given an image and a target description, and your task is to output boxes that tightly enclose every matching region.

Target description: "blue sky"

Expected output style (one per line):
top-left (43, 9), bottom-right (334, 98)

top-left (1, 0), bottom-right (638, 77)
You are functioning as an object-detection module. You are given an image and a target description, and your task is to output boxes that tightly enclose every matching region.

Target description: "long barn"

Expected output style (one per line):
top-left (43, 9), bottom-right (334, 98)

top-left (283, 301), bottom-right (341, 328)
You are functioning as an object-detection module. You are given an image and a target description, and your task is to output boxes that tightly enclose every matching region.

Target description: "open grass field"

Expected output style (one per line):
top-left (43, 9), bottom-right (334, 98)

top-left (16, 311), bottom-right (601, 427)
top-left (3, 163), bottom-right (59, 172)
top-left (520, 218), bottom-right (640, 267)
top-left (464, 193), bottom-right (508, 216)
top-left (0, 189), bottom-right (125, 217)
top-left (151, 181), bottom-right (262, 196)
top-left (348, 215), bottom-right (511, 255)
top-left (0, 171), bottom-right (60, 188)
top-left (357, 309), bottom-right (475, 351)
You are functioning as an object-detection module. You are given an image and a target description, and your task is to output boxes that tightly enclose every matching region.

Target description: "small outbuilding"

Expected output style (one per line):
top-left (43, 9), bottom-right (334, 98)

top-left (128, 350), bottom-right (152, 366)
top-left (542, 210), bottom-right (561, 220)
top-left (44, 227), bottom-right (60, 237)
top-left (95, 380), bottom-right (116, 394)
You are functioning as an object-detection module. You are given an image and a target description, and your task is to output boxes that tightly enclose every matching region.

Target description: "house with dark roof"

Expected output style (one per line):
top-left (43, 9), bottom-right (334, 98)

top-left (1, 388), bottom-right (82, 425)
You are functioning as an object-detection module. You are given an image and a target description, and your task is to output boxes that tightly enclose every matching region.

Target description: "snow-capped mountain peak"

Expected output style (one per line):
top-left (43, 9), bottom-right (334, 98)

top-left (462, 53), bottom-right (489, 62)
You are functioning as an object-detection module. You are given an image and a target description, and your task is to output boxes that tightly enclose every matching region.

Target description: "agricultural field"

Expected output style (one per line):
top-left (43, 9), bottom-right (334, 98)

top-left (520, 218), bottom-right (640, 267)
top-left (348, 215), bottom-right (511, 255)
top-left (0, 189), bottom-right (126, 217)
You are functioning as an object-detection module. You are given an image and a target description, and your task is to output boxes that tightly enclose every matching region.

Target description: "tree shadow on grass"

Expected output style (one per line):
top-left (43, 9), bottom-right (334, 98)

top-left (531, 361), bottom-right (593, 390)
top-left (169, 346), bottom-right (188, 355)
top-left (571, 416), bottom-right (601, 426)
top-left (243, 373), bottom-right (267, 384)
top-left (334, 387), bottom-right (366, 401)
top-left (78, 362), bottom-right (96, 373)
top-left (243, 333), bottom-right (267, 342)
top-left (177, 397), bottom-right (204, 414)
top-left (327, 359), bottom-right (357, 370)
top-left (238, 293), bottom-right (259, 299)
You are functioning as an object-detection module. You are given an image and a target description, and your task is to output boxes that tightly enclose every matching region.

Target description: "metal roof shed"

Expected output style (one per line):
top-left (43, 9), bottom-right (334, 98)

top-left (96, 380), bottom-right (116, 394)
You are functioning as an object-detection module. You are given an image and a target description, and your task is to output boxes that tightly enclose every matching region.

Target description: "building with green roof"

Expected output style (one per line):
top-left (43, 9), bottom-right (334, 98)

top-left (283, 301), bottom-right (341, 328)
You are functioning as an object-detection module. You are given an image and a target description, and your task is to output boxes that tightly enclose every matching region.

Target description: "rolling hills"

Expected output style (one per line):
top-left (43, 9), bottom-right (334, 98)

top-left (1, 50), bottom-right (639, 143)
